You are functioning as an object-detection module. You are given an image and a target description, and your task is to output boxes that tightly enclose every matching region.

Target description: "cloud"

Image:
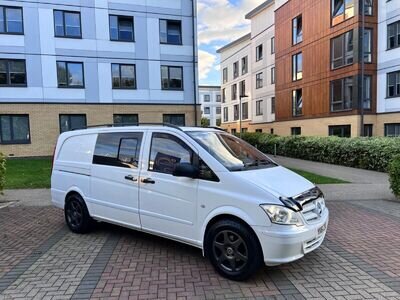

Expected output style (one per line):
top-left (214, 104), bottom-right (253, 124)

top-left (198, 50), bottom-right (217, 80)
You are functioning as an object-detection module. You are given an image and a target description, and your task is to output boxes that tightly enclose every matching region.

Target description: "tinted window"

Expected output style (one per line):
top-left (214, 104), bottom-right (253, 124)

top-left (0, 59), bottom-right (26, 86)
top-left (109, 15), bottom-right (134, 42)
top-left (0, 6), bottom-right (23, 34)
top-left (113, 114), bottom-right (138, 126)
top-left (0, 114), bottom-right (30, 144)
top-left (163, 114), bottom-right (185, 126)
top-left (159, 19), bottom-right (182, 45)
top-left (59, 114), bottom-right (86, 133)
top-left (54, 10), bottom-right (81, 38)
top-left (93, 132), bottom-right (143, 168)
top-left (161, 66), bottom-right (183, 90)
top-left (57, 61), bottom-right (84, 88)
top-left (149, 133), bottom-right (193, 175)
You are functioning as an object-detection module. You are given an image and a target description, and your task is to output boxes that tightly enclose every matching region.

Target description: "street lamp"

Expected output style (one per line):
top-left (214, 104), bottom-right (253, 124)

top-left (239, 94), bottom-right (248, 138)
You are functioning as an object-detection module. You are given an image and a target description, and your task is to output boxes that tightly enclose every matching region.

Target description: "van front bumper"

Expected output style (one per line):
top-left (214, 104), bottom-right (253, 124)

top-left (252, 209), bottom-right (329, 266)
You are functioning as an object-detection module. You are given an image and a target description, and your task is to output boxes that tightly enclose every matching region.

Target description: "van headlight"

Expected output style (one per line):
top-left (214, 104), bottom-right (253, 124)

top-left (260, 204), bottom-right (304, 226)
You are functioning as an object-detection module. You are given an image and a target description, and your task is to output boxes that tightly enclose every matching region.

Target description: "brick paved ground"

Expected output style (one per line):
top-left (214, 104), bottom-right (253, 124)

top-left (1, 200), bottom-right (400, 299)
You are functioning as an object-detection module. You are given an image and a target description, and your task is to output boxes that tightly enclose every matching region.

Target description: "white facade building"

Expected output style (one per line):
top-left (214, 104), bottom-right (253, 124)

top-left (199, 86), bottom-right (221, 126)
top-left (217, 0), bottom-right (275, 133)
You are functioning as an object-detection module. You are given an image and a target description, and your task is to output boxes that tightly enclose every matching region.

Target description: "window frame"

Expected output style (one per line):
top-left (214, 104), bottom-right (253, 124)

top-left (111, 63), bottom-right (136, 90)
top-left (231, 83), bottom-right (237, 100)
top-left (109, 14), bottom-right (135, 42)
top-left (223, 67), bottom-right (228, 83)
top-left (113, 114), bottom-right (139, 126)
top-left (233, 104), bottom-right (239, 121)
top-left (57, 61), bottom-right (85, 88)
top-left (0, 114), bottom-right (30, 145)
top-left (271, 37), bottom-right (275, 54)
top-left (239, 80), bottom-right (246, 97)
top-left (364, 0), bottom-right (373, 16)
top-left (160, 65), bottom-right (184, 91)
top-left (256, 100), bottom-right (263, 116)
top-left (363, 28), bottom-right (373, 63)
top-left (0, 6), bottom-right (24, 35)
top-left (53, 10), bottom-right (82, 39)
top-left (242, 102), bottom-right (248, 120)
top-left (292, 52), bottom-right (303, 81)
top-left (331, 0), bottom-right (355, 26)
top-left (387, 71), bottom-right (400, 98)
top-left (328, 125), bottom-right (351, 138)
top-left (223, 107), bottom-right (228, 122)
top-left (292, 89), bottom-right (303, 116)
top-left (384, 123), bottom-right (400, 137)
top-left (330, 76), bottom-right (354, 112)
top-left (256, 72), bottom-right (263, 89)
top-left (222, 88), bottom-right (226, 103)
top-left (292, 14), bottom-right (303, 45)
top-left (159, 19), bottom-right (182, 45)
top-left (331, 30), bottom-right (354, 70)
top-left (233, 61), bottom-right (239, 79)
top-left (241, 56), bottom-right (248, 75)
top-left (256, 44), bottom-right (263, 61)
top-left (387, 20), bottom-right (400, 50)
top-left (0, 59), bottom-right (27, 87)
top-left (271, 67), bottom-right (275, 84)
top-left (291, 127), bottom-right (301, 136)
top-left (163, 114), bottom-right (186, 126)
top-left (59, 114), bottom-right (87, 133)
top-left (271, 97), bottom-right (276, 114)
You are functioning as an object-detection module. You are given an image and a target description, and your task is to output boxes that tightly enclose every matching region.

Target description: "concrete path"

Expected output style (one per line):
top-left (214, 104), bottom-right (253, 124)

top-left (0, 189), bottom-right (51, 206)
top-left (273, 155), bottom-right (396, 201)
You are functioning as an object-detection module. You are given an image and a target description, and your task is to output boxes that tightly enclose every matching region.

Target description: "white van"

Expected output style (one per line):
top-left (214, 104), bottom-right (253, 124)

top-left (51, 124), bottom-right (328, 281)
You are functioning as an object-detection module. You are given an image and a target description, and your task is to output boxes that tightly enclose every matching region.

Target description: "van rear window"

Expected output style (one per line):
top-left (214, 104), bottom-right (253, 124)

top-left (93, 132), bottom-right (143, 168)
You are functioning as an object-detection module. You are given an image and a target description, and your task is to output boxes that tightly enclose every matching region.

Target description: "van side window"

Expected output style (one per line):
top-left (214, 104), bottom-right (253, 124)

top-left (93, 132), bottom-right (142, 168)
top-left (199, 159), bottom-right (219, 182)
top-left (149, 133), bottom-right (193, 175)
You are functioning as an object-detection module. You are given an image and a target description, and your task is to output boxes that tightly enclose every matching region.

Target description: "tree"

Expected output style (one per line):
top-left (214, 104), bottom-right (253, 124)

top-left (201, 117), bottom-right (210, 127)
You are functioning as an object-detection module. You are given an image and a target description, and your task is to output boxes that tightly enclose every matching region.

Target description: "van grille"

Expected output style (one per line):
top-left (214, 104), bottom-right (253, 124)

top-left (301, 198), bottom-right (325, 223)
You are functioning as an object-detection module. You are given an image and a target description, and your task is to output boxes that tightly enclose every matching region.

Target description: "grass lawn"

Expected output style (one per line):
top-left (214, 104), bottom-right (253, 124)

top-left (3, 158), bottom-right (347, 189)
top-left (5, 158), bottom-right (52, 189)
top-left (290, 168), bottom-right (348, 184)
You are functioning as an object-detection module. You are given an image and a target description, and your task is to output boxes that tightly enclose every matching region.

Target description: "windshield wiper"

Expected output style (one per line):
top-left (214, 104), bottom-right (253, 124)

top-left (244, 159), bottom-right (274, 168)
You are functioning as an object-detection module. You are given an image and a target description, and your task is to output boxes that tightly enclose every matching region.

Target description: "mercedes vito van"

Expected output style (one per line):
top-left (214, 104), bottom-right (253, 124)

top-left (51, 124), bottom-right (328, 281)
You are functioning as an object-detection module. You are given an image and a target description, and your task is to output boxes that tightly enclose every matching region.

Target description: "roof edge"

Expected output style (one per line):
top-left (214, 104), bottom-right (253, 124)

top-left (216, 33), bottom-right (251, 53)
top-left (245, 0), bottom-right (274, 19)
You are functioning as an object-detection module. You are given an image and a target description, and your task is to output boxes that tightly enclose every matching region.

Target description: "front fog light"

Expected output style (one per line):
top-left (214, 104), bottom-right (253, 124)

top-left (260, 204), bottom-right (304, 226)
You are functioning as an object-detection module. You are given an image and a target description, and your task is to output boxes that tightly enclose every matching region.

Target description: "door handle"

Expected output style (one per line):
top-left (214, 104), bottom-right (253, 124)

top-left (125, 175), bottom-right (137, 182)
top-left (141, 178), bottom-right (155, 184)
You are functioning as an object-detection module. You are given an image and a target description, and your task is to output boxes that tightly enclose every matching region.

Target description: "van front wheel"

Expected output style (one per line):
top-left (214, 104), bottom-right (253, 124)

top-left (206, 220), bottom-right (263, 281)
top-left (65, 194), bottom-right (93, 234)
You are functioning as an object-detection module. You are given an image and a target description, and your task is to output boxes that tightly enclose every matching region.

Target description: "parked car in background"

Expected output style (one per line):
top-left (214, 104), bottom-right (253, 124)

top-left (51, 124), bottom-right (329, 280)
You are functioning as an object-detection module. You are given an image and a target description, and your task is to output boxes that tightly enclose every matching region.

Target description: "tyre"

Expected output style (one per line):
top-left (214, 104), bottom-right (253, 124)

top-left (205, 219), bottom-right (263, 281)
top-left (64, 193), bottom-right (93, 234)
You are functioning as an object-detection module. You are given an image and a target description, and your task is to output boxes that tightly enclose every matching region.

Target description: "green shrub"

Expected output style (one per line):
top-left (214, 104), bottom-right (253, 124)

top-left (389, 155), bottom-right (400, 198)
top-left (0, 153), bottom-right (5, 194)
top-left (241, 133), bottom-right (400, 172)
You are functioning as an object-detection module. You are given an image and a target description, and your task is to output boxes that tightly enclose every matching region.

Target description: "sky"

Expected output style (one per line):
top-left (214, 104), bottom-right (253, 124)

top-left (197, 0), bottom-right (265, 86)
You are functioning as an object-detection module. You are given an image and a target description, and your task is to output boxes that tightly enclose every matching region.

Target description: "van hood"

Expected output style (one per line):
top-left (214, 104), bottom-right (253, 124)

top-left (233, 166), bottom-right (315, 199)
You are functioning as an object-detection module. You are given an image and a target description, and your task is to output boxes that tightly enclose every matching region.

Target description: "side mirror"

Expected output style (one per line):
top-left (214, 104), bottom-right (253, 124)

top-left (173, 163), bottom-right (199, 178)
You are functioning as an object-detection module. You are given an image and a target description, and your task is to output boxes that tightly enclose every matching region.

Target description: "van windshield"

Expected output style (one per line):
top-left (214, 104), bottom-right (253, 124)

top-left (187, 131), bottom-right (277, 171)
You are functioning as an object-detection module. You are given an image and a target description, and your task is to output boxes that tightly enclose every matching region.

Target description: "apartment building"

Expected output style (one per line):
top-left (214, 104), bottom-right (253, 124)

top-left (0, 0), bottom-right (199, 157)
top-left (198, 85), bottom-right (221, 126)
top-left (377, 0), bottom-right (400, 137)
top-left (218, 0), bottom-right (276, 134)
top-left (219, 0), bottom-right (400, 137)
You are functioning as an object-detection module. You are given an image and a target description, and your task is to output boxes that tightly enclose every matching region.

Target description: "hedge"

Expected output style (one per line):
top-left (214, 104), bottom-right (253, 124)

top-left (0, 153), bottom-right (5, 194)
top-left (240, 133), bottom-right (400, 172)
top-left (389, 155), bottom-right (400, 198)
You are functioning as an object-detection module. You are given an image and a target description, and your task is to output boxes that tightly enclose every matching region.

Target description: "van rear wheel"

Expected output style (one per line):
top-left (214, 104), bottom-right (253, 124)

top-left (65, 194), bottom-right (93, 234)
top-left (205, 219), bottom-right (263, 281)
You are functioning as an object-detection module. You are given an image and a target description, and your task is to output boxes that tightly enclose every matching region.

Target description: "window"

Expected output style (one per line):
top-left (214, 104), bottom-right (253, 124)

top-left (363, 75), bottom-right (372, 109)
top-left (222, 88), bottom-right (226, 103)
top-left (271, 67), bottom-right (275, 84)
top-left (112, 64), bottom-right (136, 89)
top-left (223, 107), bottom-right (228, 122)
top-left (109, 15), bottom-right (134, 42)
top-left (271, 37), bottom-right (275, 54)
top-left (54, 10), bottom-right (81, 38)
top-left (331, 77), bottom-right (353, 111)
top-left (292, 53), bottom-right (303, 81)
top-left (233, 61), bottom-right (239, 79)
top-left (242, 102), bottom-right (248, 119)
top-left (204, 94), bottom-right (210, 102)
top-left (0, 115), bottom-right (30, 144)
top-left (291, 127), bottom-right (301, 136)
top-left (271, 97), bottom-right (276, 114)
top-left (163, 114), bottom-right (185, 126)
top-left (364, 0), bottom-right (373, 16)
top-left (241, 128), bottom-right (248, 133)
top-left (241, 56), bottom-right (248, 75)
top-left (160, 19), bottom-right (181, 45)
top-left (161, 66), bottom-right (183, 90)
top-left (231, 129), bottom-right (237, 134)
top-left (329, 125), bottom-right (351, 137)
top-left (385, 123), bottom-right (400, 137)
top-left (216, 119), bottom-right (221, 126)
top-left (239, 80), bottom-right (246, 97)
top-left (256, 44), bottom-right (263, 61)
top-left (270, 128), bottom-right (274, 134)
top-left (363, 28), bottom-right (372, 63)
top-left (292, 89), bottom-right (303, 116)
top-left (387, 21), bottom-right (400, 50)
top-left (256, 100), bottom-right (263, 116)
top-left (93, 132), bottom-right (143, 169)
top-left (255, 129), bottom-right (262, 133)
top-left (331, 0), bottom-right (354, 26)
top-left (216, 95), bottom-right (221, 102)
top-left (0, 59), bottom-right (26, 86)
top-left (0, 6), bottom-right (23, 34)
top-left (234, 104), bottom-right (239, 120)
top-left (57, 61), bottom-right (84, 88)
top-left (59, 114), bottom-right (87, 133)
top-left (113, 114), bottom-right (138, 126)
top-left (149, 133), bottom-right (193, 174)
top-left (256, 72), bottom-right (263, 89)
top-left (331, 30), bottom-right (354, 69)
top-left (292, 15), bottom-right (303, 45)
top-left (364, 124), bottom-right (373, 137)
top-left (223, 67), bottom-right (228, 83)
top-left (231, 84), bottom-right (237, 100)
top-left (216, 107), bottom-right (221, 114)
top-left (387, 71), bottom-right (400, 98)
top-left (204, 107), bottom-right (210, 114)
